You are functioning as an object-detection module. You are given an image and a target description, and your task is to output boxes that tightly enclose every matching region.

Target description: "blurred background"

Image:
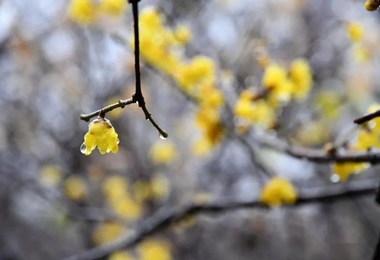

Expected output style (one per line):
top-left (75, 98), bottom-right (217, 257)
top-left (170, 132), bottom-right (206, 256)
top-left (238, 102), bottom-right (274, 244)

top-left (0, 0), bottom-right (380, 259)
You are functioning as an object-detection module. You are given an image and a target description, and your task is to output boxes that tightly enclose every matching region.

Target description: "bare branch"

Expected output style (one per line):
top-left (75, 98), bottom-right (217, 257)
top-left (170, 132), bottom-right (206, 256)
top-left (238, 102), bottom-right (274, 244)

top-left (80, 98), bottom-right (134, 122)
top-left (354, 109), bottom-right (380, 125)
top-left (62, 179), bottom-right (378, 260)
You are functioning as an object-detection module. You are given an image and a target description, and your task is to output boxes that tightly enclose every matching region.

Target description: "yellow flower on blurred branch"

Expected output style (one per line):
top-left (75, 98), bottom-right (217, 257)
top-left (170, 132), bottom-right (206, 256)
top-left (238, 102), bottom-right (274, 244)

top-left (174, 25), bottom-right (192, 44)
top-left (81, 117), bottom-right (119, 155)
top-left (138, 239), bottom-right (172, 260)
top-left (260, 177), bottom-right (298, 207)
top-left (92, 222), bottom-right (126, 245)
top-left (110, 196), bottom-right (142, 221)
top-left (68, 0), bottom-right (97, 24)
top-left (332, 162), bottom-right (368, 181)
top-left (103, 175), bottom-right (129, 200)
top-left (149, 141), bottom-right (177, 164)
top-left (64, 176), bottom-right (87, 201)
top-left (346, 22), bottom-right (363, 42)
top-left (39, 164), bottom-right (62, 188)
top-left (99, 0), bottom-right (126, 17)
top-left (288, 58), bottom-right (312, 100)
top-left (109, 251), bottom-right (136, 260)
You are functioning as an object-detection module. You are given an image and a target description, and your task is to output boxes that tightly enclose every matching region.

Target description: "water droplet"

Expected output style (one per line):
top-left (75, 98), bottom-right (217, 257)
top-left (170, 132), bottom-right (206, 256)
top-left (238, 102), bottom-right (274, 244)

top-left (330, 174), bottom-right (340, 183)
top-left (116, 138), bottom-right (120, 144)
top-left (80, 143), bottom-right (87, 154)
top-left (159, 134), bottom-right (167, 140)
top-left (136, 101), bottom-right (139, 106)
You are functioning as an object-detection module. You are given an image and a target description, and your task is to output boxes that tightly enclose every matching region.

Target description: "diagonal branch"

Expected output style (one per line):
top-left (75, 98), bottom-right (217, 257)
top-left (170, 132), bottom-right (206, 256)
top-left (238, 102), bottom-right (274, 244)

top-left (255, 132), bottom-right (380, 163)
top-left (62, 179), bottom-right (378, 260)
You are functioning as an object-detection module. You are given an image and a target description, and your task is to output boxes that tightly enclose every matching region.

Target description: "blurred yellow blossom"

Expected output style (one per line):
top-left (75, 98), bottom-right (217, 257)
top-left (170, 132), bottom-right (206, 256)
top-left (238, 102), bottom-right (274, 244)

top-left (193, 108), bottom-right (224, 155)
top-left (109, 196), bottom-right (142, 221)
top-left (314, 91), bottom-right (342, 120)
top-left (133, 176), bottom-right (169, 202)
top-left (138, 239), bottom-right (172, 260)
top-left (149, 141), bottom-right (177, 164)
top-left (64, 176), bottom-right (87, 201)
top-left (174, 25), bottom-right (192, 44)
top-left (92, 222), bottom-right (126, 245)
top-left (99, 0), bottom-right (126, 17)
top-left (332, 162), bottom-right (368, 181)
top-left (103, 175), bottom-right (129, 200)
top-left (353, 128), bottom-right (380, 150)
top-left (352, 44), bottom-right (370, 62)
top-left (39, 164), bottom-right (62, 188)
top-left (109, 251), bottom-right (135, 260)
top-left (288, 59), bottom-right (312, 100)
top-left (262, 63), bottom-right (287, 90)
top-left (260, 177), bottom-right (298, 207)
top-left (346, 22), bottom-right (363, 42)
top-left (294, 121), bottom-right (330, 146)
top-left (81, 117), bottom-right (119, 155)
top-left (68, 0), bottom-right (97, 24)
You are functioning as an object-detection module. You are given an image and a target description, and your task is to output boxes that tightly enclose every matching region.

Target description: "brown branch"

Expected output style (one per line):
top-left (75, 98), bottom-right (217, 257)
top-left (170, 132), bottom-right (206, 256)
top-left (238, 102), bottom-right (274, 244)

top-left (80, 98), bottom-right (134, 122)
top-left (62, 179), bottom-right (378, 260)
top-left (354, 109), bottom-right (380, 125)
top-left (255, 132), bottom-right (380, 163)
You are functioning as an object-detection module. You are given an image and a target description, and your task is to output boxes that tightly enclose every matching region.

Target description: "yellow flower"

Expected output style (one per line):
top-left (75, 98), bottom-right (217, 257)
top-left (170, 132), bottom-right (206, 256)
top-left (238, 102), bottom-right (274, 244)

top-left (81, 117), bottom-right (119, 155)
top-left (109, 251), bottom-right (135, 260)
top-left (288, 58), bottom-right (312, 100)
top-left (262, 63), bottom-right (287, 90)
top-left (352, 43), bottom-right (370, 62)
top-left (314, 91), bottom-right (342, 120)
top-left (99, 0), bottom-right (126, 17)
top-left (140, 8), bottom-right (163, 28)
top-left (195, 108), bottom-right (225, 150)
top-left (353, 128), bottom-right (380, 150)
top-left (68, 0), bottom-right (97, 25)
top-left (174, 25), bottom-right (192, 44)
top-left (64, 176), bottom-right (87, 201)
top-left (332, 162), bottom-right (368, 181)
top-left (138, 239), bottom-right (172, 260)
top-left (346, 22), bottom-right (363, 42)
top-left (260, 177), bottom-right (298, 207)
top-left (92, 222), bottom-right (126, 245)
top-left (39, 164), bottom-right (62, 188)
top-left (103, 175), bottom-right (129, 200)
top-left (109, 196), bottom-right (142, 221)
top-left (149, 141), bottom-right (177, 164)
top-left (294, 121), bottom-right (330, 146)
top-left (133, 176), bottom-right (169, 202)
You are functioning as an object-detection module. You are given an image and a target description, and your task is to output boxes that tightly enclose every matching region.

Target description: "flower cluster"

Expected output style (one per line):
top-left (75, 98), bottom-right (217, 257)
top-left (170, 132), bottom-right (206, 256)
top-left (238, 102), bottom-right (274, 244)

top-left (136, 8), bottom-right (224, 155)
top-left (81, 117), bottom-right (119, 155)
top-left (260, 177), bottom-right (298, 207)
top-left (234, 59), bottom-right (312, 130)
top-left (332, 104), bottom-right (380, 181)
top-left (68, 0), bottom-right (126, 25)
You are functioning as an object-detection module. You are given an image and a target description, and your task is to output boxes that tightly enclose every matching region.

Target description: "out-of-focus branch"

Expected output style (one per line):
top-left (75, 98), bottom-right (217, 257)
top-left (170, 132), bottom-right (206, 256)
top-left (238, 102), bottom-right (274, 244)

top-left (255, 132), bottom-right (380, 163)
top-left (62, 179), bottom-right (378, 260)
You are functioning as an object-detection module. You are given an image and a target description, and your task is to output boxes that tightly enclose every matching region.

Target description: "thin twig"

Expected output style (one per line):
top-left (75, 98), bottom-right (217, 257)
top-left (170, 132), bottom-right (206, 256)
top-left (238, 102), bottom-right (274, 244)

top-left (62, 179), bottom-right (377, 260)
top-left (80, 98), bottom-right (134, 122)
top-left (354, 109), bottom-right (380, 125)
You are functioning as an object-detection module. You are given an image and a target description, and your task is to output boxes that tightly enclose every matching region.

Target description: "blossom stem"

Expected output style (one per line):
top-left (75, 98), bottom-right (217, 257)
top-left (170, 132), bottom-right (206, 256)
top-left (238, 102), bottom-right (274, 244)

top-left (80, 98), bottom-right (134, 122)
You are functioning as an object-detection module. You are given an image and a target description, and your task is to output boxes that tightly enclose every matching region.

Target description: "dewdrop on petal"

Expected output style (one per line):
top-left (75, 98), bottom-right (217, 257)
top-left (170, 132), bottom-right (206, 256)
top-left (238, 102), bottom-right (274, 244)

top-left (81, 117), bottom-right (120, 155)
